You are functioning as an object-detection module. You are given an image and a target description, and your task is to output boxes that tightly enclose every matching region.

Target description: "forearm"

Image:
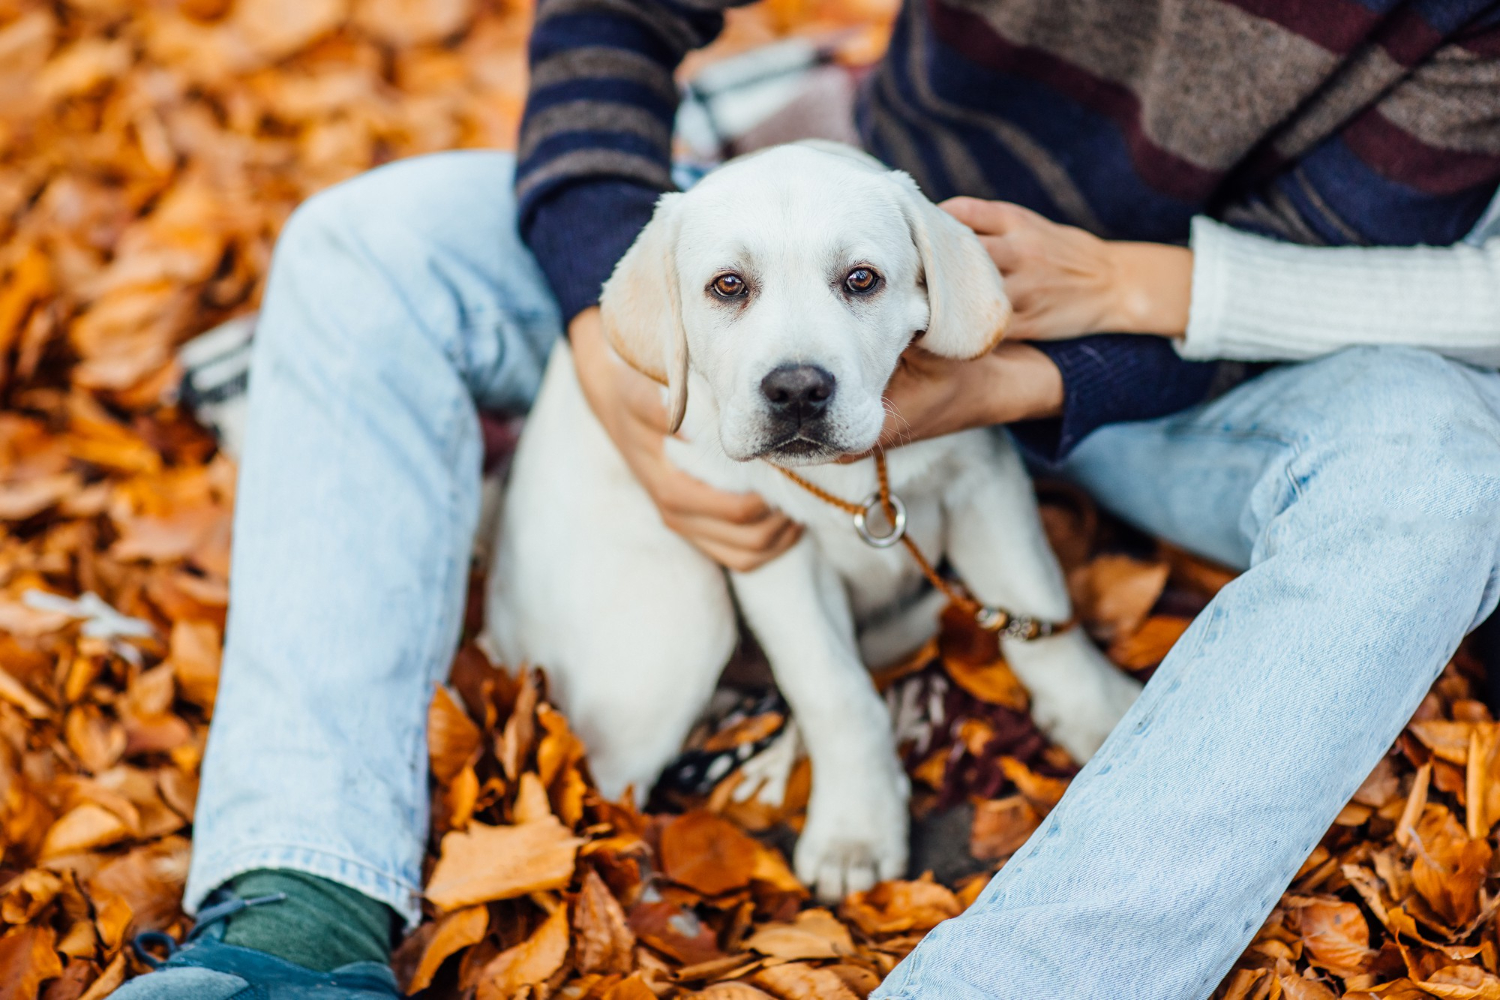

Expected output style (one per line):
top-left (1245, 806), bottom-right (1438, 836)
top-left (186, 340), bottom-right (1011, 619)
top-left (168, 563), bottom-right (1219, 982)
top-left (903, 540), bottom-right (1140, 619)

top-left (1180, 217), bottom-right (1500, 365)
top-left (515, 0), bottom-right (753, 323)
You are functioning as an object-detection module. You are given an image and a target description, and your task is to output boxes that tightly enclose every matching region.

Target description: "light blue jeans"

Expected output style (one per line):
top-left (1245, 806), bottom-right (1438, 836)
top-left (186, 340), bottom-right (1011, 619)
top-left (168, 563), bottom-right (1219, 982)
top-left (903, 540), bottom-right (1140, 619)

top-left (187, 150), bottom-right (1500, 998)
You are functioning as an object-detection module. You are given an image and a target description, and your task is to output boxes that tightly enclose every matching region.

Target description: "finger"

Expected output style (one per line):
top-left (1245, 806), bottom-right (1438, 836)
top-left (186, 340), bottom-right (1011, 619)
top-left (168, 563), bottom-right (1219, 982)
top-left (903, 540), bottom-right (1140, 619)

top-left (666, 505), bottom-right (795, 553)
top-left (654, 468), bottom-right (775, 525)
top-left (980, 234), bottom-right (1021, 273)
top-left (941, 197), bottom-right (1026, 235)
top-left (678, 518), bottom-right (802, 572)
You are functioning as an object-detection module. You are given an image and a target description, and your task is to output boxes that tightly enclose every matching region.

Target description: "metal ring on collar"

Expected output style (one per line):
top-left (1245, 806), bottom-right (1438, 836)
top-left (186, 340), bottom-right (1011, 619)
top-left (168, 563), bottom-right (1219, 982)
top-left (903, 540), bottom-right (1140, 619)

top-left (853, 492), bottom-right (906, 548)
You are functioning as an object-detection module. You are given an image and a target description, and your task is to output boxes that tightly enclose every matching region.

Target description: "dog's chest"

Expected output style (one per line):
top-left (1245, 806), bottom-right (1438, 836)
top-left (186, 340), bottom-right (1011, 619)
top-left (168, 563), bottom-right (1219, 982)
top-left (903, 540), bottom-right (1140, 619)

top-left (666, 435), bottom-right (967, 621)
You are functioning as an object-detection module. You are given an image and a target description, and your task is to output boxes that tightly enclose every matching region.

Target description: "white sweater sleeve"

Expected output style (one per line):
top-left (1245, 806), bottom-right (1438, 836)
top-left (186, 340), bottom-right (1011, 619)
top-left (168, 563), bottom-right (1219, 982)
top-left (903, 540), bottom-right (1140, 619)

top-left (1177, 216), bottom-right (1500, 366)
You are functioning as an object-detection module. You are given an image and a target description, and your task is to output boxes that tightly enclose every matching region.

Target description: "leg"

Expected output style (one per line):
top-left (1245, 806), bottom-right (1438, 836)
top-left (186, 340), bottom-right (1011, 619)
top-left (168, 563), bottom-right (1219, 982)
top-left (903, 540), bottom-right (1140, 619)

top-left (731, 544), bottom-right (910, 902)
top-left (875, 347), bottom-right (1500, 999)
top-left (943, 431), bottom-right (1141, 761)
top-left (185, 151), bottom-right (560, 926)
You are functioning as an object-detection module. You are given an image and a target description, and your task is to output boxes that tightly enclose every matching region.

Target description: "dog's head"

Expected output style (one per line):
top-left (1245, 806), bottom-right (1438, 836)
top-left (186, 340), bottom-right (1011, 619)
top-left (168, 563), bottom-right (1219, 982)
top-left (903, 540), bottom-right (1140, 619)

top-left (599, 142), bottom-right (1010, 464)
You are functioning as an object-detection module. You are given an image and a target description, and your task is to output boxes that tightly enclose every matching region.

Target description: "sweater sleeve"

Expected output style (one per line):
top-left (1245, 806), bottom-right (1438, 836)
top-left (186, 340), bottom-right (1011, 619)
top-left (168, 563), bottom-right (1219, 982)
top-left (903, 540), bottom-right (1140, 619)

top-left (1178, 216), bottom-right (1500, 367)
top-left (514, 0), bottom-right (752, 323)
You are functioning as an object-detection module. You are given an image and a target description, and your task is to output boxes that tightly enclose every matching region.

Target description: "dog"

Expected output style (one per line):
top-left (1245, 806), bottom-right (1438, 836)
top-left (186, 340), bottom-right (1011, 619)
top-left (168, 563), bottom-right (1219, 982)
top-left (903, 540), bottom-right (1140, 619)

top-left (485, 142), bottom-right (1141, 902)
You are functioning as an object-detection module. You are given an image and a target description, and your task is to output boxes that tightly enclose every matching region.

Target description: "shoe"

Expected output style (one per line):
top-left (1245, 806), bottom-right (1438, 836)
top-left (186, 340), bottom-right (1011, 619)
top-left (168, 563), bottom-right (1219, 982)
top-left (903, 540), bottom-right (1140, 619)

top-left (109, 891), bottom-right (400, 999)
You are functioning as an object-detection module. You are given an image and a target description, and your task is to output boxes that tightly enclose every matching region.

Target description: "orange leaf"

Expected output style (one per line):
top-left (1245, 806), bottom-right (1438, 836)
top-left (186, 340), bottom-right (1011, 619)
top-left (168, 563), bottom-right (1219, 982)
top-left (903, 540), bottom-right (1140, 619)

top-left (660, 810), bottom-right (760, 896)
top-left (0, 926), bottom-right (63, 1000)
top-left (426, 818), bottom-right (582, 911)
top-left (1291, 898), bottom-right (1372, 978)
top-left (407, 905), bottom-right (489, 994)
top-left (573, 868), bottom-right (635, 975)
top-left (475, 904), bottom-right (571, 1000)
top-left (428, 685), bottom-right (481, 785)
top-left (841, 878), bottom-right (960, 937)
top-left (969, 795), bottom-right (1040, 861)
top-left (753, 962), bottom-right (860, 1000)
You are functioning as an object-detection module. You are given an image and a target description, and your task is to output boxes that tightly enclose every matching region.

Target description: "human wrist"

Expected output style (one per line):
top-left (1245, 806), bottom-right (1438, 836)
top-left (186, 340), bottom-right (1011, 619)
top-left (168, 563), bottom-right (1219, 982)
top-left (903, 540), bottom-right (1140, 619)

top-left (1105, 242), bottom-right (1192, 337)
top-left (986, 343), bottom-right (1064, 422)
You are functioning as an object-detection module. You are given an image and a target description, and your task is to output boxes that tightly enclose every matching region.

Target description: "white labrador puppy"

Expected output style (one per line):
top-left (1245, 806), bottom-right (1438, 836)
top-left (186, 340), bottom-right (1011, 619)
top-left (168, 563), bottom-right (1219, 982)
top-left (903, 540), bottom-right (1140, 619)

top-left (486, 142), bottom-right (1140, 901)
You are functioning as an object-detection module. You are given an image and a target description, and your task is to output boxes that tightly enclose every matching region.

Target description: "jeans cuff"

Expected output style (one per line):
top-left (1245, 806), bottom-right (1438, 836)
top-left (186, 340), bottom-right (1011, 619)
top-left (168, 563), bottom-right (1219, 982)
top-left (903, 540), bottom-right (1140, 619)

top-left (185, 843), bottom-right (425, 929)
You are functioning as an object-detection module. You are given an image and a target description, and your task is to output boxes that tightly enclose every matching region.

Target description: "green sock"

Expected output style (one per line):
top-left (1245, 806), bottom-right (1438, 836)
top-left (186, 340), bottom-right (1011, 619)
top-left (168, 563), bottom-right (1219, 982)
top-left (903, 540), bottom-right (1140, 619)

top-left (221, 869), bottom-right (397, 972)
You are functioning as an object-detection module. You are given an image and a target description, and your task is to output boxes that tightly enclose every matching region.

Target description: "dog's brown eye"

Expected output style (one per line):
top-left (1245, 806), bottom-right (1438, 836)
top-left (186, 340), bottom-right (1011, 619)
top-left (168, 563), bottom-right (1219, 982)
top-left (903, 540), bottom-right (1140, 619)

top-left (845, 268), bottom-right (879, 293)
top-left (712, 273), bottom-right (746, 298)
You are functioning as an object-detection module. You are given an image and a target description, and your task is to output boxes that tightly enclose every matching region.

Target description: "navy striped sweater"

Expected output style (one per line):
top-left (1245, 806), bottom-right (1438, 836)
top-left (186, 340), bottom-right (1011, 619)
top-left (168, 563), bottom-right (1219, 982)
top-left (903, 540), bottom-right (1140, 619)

top-left (516, 0), bottom-right (1500, 459)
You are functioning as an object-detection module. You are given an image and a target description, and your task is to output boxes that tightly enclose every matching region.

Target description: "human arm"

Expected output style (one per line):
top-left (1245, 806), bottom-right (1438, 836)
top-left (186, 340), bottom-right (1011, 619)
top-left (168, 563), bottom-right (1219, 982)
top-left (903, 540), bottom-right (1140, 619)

top-left (516, 0), bottom-right (801, 571)
top-left (942, 198), bottom-right (1500, 367)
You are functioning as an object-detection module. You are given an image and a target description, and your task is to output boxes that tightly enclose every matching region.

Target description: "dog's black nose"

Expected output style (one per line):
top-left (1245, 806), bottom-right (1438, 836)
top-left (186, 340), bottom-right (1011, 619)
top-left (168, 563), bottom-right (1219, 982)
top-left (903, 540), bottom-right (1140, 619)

top-left (761, 365), bottom-right (835, 421)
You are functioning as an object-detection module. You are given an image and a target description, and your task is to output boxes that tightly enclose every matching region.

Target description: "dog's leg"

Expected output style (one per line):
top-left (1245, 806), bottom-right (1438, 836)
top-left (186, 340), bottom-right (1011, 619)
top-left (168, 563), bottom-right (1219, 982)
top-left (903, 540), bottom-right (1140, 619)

top-left (944, 432), bottom-right (1142, 762)
top-left (731, 543), bottom-right (909, 903)
top-left (487, 347), bottom-right (737, 804)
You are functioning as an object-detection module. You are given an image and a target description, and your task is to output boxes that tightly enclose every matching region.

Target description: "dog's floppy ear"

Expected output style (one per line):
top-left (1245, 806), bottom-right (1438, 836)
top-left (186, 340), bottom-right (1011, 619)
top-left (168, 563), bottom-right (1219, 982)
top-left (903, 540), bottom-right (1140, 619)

top-left (889, 172), bottom-right (1011, 359)
top-left (599, 192), bottom-right (690, 432)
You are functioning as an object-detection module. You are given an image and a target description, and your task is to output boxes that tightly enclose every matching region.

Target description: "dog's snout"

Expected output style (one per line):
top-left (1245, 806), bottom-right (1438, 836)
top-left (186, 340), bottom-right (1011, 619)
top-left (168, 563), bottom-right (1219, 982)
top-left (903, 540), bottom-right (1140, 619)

top-left (760, 365), bottom-right (835, 421)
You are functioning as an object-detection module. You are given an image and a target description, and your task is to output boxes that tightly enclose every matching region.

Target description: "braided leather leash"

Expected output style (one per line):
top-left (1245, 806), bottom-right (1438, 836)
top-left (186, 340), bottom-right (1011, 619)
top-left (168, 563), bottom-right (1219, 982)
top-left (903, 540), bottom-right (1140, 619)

top-left (771, 450), bottom-right (1068, 641)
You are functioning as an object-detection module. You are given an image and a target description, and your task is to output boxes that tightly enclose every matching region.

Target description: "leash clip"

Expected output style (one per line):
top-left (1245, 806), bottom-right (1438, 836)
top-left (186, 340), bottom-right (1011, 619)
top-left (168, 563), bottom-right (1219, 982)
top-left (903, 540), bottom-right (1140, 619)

top-left (853, 492), bottom-right (906, 548)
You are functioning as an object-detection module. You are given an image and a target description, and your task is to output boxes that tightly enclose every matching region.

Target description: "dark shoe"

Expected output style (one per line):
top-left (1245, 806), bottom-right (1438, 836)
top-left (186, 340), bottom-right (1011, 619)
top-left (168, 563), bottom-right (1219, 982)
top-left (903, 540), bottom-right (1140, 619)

top-left (110, 893), bottom-right (400, 999)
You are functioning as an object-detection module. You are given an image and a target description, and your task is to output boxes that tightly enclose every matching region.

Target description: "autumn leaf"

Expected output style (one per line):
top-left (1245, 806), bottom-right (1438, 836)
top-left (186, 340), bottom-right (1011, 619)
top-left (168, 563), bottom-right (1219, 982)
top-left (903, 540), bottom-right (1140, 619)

top-left (1289, 897), bottom-right (1372, 979)
top-left (660, 811), bottom-right (761, 896)
top-left (428, 684), bottom-right (481, 784)
top-left (474, 904), bottom-right (571, 1000)
top-left (842, 879), bottom-right (961, 937)
top-left (574, 868), bottom-right (635, 975)
top-left (407, 905), bottom-right (489, 994)
top-left (426, 817), bottom-right (582, 911)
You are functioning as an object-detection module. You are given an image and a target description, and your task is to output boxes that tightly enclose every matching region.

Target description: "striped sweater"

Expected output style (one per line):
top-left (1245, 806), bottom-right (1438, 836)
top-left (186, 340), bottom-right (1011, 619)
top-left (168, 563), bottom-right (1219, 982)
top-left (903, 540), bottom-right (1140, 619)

top-left (516, 0), bottom-right (1500, 459)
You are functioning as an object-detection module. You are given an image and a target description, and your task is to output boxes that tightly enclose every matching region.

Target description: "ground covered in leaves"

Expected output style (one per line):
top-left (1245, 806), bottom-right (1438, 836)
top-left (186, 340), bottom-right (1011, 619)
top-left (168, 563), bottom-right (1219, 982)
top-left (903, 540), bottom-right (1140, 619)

top-left (3, 0), bottom-right (1500, 998)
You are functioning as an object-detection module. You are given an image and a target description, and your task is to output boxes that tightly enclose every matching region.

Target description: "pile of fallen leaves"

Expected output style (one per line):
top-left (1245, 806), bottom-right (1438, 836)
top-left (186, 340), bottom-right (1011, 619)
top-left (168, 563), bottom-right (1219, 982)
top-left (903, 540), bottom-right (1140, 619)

top-left (4, 0), bottom-right (1500, 998)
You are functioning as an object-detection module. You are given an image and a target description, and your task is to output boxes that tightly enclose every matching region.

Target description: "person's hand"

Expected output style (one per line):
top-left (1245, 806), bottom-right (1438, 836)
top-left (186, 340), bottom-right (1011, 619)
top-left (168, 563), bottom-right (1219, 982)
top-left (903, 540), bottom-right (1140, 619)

top-left (941, 197), bottom-right (1193, 340)
top-left (570, 308), bottom-right (802, 572)
top-left (854, 341), bottom-right (1064, 456)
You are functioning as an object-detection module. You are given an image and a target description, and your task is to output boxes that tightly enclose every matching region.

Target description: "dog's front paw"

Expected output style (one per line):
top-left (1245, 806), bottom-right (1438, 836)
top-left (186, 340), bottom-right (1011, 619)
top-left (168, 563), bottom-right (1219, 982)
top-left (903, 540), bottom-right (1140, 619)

top-left (794, 769), bottom-right (909, 904)
top-left (1010, 630), bottom-right (1142, 762)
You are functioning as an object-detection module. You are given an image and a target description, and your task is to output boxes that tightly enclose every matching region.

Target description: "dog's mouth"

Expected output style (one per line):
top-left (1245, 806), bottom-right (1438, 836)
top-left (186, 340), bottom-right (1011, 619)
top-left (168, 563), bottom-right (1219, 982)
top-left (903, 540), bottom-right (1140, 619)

top-left (753, 430), bottom-right (850, 465)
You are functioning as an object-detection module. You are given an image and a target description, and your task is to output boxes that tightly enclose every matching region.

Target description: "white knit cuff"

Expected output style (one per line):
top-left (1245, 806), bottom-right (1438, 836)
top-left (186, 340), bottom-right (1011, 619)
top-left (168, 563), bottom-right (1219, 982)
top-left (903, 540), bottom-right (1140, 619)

top-left (1175, 215), bottom-right (1231, 360)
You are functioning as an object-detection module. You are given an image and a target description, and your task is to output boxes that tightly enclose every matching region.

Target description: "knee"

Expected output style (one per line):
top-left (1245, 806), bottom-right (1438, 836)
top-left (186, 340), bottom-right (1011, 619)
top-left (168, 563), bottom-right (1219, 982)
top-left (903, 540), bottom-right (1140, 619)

top-left (273, 150), bottom-right (521, 289)
top-left (1289, 348), bottom-right (1500, 528)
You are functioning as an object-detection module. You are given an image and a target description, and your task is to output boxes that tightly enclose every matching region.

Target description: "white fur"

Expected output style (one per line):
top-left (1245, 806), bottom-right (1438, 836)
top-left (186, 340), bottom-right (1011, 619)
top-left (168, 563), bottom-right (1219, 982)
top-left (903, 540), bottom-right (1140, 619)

top-left (485, 143), bottom-right (1140, 902)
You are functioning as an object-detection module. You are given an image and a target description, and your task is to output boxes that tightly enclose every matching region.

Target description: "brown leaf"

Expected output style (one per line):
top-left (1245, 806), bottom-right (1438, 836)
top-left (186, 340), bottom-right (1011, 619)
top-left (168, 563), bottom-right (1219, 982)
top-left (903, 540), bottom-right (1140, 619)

top-left (166, 620), bottom-right (221, 712)
top-left (1069, 554), bottom-right (1169, 642)
top-left (660, 810), bottom-right (760, 896)
top-left (753, 962), bottom-right (860, 1000)
top-left (429, 685), bottom-right (481, 785)
top-left (969, 795), bottom-right (1041, 861)
top-left (695, 985), bottom-right (779, 1000)
top-left (0, 926), bottom-right (64, 1000)
top-left (426, 817), bottom-right (582, 911)
top-left (1108, 614), bottom-right (1192, 671)
top-left (64, 706), bottom-right (126, 775)
top-left (76, 952), bottom-right (127, 1000)
top-left (941, 657), bottom-right (1029, 711)
top-left (475, 904), bottom-right (570, 1000)
top-left (841, 878), bottom-right (961, 937)
top-left (1410, 806), bottom-right (1492, 927)
top-left (602, 972), bottom-right (658, 1000)
top-left (353, 0), bottom-right (475, 46)
top-left (41, 803), bottom-right (131, 859)
top-left (407, 905), bottom-right (488, 994)
top-left (744, 909), bottom-right (854, 961)
top-left (514, 772), bottom-right (553, 824)
top-left (574, 868), bottom-right (635, 975)
top-left (1291, 898), bottom-right (1372, 978)
top-left (1409, 721), bottom-right (1475, 765)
